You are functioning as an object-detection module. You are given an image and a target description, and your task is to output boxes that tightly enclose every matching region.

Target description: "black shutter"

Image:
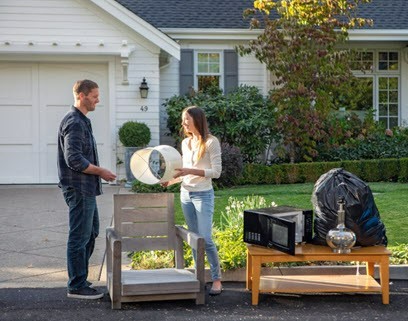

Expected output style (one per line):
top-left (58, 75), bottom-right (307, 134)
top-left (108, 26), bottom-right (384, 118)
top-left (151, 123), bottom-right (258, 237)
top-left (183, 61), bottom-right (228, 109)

top-left (224, 50), bottom-right (238, 94)
top-left (179, 49), bottom-right (194, 96)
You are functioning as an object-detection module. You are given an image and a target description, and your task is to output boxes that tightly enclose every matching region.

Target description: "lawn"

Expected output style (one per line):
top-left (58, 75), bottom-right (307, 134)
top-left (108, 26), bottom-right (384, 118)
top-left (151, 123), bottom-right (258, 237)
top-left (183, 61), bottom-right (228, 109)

top-left (174, 182), bottom-right (408, 246)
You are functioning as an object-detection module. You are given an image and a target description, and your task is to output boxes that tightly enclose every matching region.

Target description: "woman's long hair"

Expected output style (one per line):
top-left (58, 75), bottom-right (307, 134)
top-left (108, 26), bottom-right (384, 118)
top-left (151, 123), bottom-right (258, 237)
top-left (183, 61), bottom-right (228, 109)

top-left (182, 106), bottom-right (209, 160)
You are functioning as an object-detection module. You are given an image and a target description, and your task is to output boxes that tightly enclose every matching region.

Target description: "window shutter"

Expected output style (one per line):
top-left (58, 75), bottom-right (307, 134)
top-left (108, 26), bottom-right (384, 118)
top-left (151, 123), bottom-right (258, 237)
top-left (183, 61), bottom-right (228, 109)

top-left (224, 50), bottom-right (238, 94)
top-left (179, 49), bottom-right (194, 96)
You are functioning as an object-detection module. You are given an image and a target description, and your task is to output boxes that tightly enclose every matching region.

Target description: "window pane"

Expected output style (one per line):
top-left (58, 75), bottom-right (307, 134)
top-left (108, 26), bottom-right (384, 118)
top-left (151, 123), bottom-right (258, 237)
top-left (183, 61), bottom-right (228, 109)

top-left (197, 52), bottom-right (220, 74)
top-left (197, 75), bottom-right (220, 92)
top-left (379, 91), bottom-right (388, 103)
top-left (389, 77), bottom-right (398, 89)
top-left (378, 51), bottom-right (399, 71)
top-left (389, 91), bottom-right (398, 103)
top-left (378, 61), bottom-right (388, 70)
top-left (379, 117), bottom-right (388, 128)
top-left (209, 63), bottom-right (220, 73)
top-left (389, 104), bottom-right (398, 116)
top-left (209, 53), bottom-right (220, 63)
top-left (389, 117), bottom-right (398, 128)
top-left (198, 62), bottom-right (208, 73)
top-left (389, 52), bottom-right (399, 61)
top-left (379, 52), bottom-right (388, 60)
top-left (347, 77), bottom-right (373, 110)
top-left (198, 53), bottom-right (208, 63)
top-left (389, 62), bottom-right (399, 70)
top-left (378, 104), bottom-right (387, 116)
top-left (378, 78), bottom-right (388, 89)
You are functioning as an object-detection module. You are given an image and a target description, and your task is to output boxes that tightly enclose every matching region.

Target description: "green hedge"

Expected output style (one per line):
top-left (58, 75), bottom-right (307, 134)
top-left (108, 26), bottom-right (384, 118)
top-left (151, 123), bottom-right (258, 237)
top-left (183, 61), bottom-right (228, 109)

top-left (240, 158), bottom-right (408, 185)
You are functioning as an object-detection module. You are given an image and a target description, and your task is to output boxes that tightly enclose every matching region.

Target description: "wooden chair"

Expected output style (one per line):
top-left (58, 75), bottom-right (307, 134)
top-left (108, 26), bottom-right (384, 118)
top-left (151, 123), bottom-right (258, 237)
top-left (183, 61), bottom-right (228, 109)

top-left (106, 193), bottom-right (205, 309)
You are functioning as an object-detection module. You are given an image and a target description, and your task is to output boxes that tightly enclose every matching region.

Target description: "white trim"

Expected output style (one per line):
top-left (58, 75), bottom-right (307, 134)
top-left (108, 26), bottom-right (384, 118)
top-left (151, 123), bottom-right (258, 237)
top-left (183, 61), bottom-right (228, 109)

top-left (160, 28), bottom-right (262, 40)
top-left (0, 42), bottom-right (135, 56)
top-left (108, 58), bottom-right (117, 175)
top-left (87, 0), bottom-right (180, 59)
top-left (349, 29), bottom-right (408, 41)
top-left (162, 28), bottom-right (408, 42)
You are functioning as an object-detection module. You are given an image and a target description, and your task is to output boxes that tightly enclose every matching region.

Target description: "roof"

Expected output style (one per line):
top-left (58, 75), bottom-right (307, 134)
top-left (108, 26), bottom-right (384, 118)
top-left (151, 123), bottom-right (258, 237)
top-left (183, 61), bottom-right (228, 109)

top-left (358, 0), bottom-right (408, 29)
top-left (114, 0), bottom-right (408, 30)
top-left (114, 0), bottom-right (256, 29)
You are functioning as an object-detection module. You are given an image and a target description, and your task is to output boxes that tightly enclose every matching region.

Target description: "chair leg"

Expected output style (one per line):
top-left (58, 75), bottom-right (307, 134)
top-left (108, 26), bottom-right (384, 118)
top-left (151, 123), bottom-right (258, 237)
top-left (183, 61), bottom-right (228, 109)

top-left (195, 291), bottom-right (205, 305)
top-left (111, 300), bottom-right (122, 310)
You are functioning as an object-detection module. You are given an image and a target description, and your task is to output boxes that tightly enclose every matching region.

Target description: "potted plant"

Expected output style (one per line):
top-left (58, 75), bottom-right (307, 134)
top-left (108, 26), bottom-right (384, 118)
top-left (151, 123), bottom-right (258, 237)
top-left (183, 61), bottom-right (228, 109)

top-left (118, 121), bottom-right (151, 186)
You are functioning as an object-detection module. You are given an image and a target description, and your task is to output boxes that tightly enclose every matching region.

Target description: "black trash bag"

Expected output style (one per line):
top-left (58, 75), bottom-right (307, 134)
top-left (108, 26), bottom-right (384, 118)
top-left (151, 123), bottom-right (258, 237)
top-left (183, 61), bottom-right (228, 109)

top-left (311, 168), bottom-right (387, 247)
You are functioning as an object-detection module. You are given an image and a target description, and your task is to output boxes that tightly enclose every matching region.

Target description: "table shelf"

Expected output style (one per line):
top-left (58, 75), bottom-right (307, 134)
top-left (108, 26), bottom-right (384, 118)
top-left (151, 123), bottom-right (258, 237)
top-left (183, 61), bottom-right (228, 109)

top-left (259, 274), bottom-right (381, 293)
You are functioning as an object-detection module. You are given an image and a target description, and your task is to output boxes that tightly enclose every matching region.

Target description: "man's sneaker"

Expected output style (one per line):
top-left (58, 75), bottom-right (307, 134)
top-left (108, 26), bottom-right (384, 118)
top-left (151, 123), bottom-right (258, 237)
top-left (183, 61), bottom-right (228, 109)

top-left (67, 286), bottom-right (104, 300)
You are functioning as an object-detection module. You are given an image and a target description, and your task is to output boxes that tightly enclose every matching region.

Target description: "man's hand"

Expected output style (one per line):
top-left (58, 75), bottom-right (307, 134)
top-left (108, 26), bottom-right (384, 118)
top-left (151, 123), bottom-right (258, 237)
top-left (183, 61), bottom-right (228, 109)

top-left (83, 164), bottom-right (116, 182)
top-left (100, 168), bottom-right (117, 182)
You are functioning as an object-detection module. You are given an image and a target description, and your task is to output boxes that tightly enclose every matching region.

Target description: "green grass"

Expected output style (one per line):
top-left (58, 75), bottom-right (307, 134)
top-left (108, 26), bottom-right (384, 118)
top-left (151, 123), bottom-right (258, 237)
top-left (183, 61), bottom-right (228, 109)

top-left (173, 182), bottom-right (407, 247)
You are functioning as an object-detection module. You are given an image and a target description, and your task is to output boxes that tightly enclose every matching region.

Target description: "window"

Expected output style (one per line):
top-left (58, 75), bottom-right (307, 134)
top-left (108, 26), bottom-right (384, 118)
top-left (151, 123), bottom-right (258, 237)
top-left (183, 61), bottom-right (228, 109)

top-left (353, 50), bottom-right (400, 128)
top-left (378, 76), bottom-right (399, 129)
top-left (351, 51), bottom-right (374, 71)
top-left (179, 49), bottom-right (237, 96)
top-left (195, 51), bottom-right (223, 93)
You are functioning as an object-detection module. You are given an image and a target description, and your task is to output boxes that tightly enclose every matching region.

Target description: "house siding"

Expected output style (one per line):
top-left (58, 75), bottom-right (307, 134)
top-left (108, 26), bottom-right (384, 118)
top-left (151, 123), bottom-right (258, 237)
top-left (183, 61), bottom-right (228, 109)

top-left (0, 0), bottom-right (163, 182)
top-left (160, 56), bottom-right (180, 146)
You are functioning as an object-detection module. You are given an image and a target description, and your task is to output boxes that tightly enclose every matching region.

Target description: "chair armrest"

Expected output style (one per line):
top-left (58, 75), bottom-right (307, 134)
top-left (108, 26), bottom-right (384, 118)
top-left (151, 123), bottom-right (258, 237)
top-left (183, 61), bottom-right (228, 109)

top-left (175, 225), bottom-right (204, 250)
top-left (175, 225), bottom-right (205, 285)
top-left (106, 227), bottom-right (122, 254)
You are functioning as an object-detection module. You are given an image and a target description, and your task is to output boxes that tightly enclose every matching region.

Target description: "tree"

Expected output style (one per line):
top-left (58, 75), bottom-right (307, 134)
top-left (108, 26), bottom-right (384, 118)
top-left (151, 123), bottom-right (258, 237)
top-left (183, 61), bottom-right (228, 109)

top-left (239, 0), bottom-right (372, 162)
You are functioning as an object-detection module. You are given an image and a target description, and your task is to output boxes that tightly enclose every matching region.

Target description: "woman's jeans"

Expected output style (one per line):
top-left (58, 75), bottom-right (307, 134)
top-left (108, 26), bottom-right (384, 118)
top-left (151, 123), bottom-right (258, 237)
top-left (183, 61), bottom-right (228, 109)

top-left (180, 189), bottom-right (221, 281)
top-left (62, 187), bottom-right (99, 291)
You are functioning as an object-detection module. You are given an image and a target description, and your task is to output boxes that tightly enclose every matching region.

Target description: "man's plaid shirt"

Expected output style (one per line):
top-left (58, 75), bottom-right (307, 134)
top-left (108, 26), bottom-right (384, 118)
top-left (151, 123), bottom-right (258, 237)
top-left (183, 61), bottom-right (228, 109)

top-left (57, 106), bottom-right (102, 196)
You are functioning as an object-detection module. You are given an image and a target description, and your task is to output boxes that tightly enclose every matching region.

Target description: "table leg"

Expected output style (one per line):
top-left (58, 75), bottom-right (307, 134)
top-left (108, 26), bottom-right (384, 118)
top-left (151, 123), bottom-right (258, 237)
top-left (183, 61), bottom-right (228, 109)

top-left (366, 261), bottom-right (375, 277)
top-left (246, 250), bottom-right (252, 290)
top-left (251, 256), bottom-right (261, 305)
top-left (379, 257), bottom-right (390, 304)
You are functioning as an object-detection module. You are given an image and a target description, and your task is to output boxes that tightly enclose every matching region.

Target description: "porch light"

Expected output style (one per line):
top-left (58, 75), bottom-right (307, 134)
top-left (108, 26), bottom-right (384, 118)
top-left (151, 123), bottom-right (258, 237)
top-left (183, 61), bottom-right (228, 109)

top-left (139, 77), bottom-right (149, 99)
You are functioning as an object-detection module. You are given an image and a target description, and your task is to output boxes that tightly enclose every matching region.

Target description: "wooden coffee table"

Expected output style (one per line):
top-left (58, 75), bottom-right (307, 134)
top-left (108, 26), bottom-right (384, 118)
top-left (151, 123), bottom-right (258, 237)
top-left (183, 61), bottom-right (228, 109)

top-left (246, 243), bottom-right (391, 305)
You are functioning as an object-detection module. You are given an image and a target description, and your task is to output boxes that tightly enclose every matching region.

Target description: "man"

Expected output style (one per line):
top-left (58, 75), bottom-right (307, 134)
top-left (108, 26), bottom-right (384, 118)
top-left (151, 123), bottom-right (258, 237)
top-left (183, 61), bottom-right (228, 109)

top-left (57, 79), bottom-right (116, 299)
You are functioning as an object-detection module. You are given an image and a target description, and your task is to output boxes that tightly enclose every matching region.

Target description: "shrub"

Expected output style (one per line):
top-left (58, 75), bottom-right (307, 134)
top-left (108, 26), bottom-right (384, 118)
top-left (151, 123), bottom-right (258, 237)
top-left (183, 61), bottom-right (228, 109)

top-left (131, 180), bottom-right (180, 193)
top-left (317, 127), bottom-right (408, 162)
top-left (239, 158), bottom-right (406, 186)
top-left (399, 158), bottom-right (408, 182)
top-left (215, 195), bottom-right (277, 270)
top-left (164, 85), bottom-right (276, 163)
top-left (361, 159), bottom-right (381, 182)
top-left (217, 143), bottom-right (243, 187)
top-left (379, 159), bottom-right (399, 181)
top-left (118, 121), bottom-right (151, 147)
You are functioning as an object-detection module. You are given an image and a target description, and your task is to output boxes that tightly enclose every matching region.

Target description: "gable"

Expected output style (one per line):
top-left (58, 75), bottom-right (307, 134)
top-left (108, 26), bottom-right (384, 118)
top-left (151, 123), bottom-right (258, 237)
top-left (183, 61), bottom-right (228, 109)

top-left (0, 0), bottom-right (179, 59)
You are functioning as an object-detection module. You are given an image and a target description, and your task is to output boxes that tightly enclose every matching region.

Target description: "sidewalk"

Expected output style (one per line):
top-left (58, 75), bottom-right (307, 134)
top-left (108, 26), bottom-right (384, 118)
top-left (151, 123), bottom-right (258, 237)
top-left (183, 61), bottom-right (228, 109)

top-left (0, 184), bottom-right (121, 288)
top-left (1, 185), bottom-right (408, 321)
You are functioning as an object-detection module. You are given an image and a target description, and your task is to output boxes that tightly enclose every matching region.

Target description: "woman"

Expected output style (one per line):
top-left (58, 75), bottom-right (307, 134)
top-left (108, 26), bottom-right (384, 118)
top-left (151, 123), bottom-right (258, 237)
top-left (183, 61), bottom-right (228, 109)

top-left (164, 106), bottom-right (222, 295)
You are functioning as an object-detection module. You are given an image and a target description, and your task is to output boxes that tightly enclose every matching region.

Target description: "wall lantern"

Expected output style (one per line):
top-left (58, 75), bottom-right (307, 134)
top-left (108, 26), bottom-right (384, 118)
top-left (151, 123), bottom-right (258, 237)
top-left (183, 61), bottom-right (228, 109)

top-left (139, 77), bottom-right (149, 99)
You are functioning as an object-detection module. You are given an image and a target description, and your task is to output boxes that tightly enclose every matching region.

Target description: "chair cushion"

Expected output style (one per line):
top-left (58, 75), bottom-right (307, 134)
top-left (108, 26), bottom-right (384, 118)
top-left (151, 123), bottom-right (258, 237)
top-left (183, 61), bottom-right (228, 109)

top-left (121, 268), bottom-right (200, 295)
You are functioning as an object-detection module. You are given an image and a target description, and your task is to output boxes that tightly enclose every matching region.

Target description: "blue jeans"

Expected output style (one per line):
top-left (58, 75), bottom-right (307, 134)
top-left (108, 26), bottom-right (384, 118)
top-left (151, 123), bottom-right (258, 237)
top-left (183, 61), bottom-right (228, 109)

top-left (62, 187), bottom-right (99, 290)
top-left (180, 189), bottom-right (221, 281)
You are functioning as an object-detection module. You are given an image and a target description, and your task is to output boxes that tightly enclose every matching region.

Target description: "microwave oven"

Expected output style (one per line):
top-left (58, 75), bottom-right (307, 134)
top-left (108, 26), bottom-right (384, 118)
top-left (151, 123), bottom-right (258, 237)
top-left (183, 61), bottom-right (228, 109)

top-left (243, 206), bottom-right (313, 255)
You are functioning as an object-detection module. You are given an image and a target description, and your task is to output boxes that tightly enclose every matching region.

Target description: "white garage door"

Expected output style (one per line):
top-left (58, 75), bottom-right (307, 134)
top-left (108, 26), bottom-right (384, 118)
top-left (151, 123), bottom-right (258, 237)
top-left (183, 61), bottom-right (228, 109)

top-left (0, 62), bottom-right (110, 184)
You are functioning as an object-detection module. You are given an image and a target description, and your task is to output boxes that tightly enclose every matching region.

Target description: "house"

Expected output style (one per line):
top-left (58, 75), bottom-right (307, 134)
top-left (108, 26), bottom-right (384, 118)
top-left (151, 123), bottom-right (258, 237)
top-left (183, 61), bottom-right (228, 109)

top-left (0, 0), bottom-right (407, 184)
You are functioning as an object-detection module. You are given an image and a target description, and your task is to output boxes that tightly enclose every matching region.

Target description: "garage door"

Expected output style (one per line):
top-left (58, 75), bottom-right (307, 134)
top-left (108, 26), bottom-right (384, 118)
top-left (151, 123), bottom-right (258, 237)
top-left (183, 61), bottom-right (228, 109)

top-left (0, 62), bottom-right (110, 184)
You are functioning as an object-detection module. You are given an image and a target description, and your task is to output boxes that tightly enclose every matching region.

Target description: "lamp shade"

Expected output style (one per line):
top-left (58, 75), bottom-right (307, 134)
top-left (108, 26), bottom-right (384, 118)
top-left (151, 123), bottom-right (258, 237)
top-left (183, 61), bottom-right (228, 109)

top-left (130, 145), bottom-right (182, 185)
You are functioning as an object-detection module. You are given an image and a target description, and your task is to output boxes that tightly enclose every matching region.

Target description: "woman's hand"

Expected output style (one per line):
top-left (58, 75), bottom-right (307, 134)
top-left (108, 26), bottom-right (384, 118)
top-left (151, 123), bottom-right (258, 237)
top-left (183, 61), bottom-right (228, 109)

top-left (160, 181), bottom-right (169, 188)
top-left (173, 168), bottom-right (190, 178)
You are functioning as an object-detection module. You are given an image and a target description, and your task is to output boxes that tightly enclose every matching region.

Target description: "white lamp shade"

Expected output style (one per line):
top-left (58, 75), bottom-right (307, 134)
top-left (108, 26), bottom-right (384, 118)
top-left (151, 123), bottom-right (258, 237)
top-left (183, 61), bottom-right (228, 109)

top-left (130, 145), bottom-right (182, 185)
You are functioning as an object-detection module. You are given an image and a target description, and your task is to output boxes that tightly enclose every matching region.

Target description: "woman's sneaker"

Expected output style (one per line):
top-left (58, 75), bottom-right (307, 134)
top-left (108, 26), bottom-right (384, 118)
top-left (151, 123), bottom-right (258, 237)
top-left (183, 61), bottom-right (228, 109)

top-left (67, 286), bottom-right (104, 300)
